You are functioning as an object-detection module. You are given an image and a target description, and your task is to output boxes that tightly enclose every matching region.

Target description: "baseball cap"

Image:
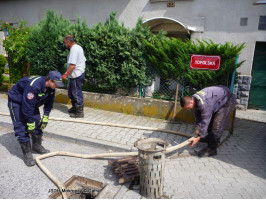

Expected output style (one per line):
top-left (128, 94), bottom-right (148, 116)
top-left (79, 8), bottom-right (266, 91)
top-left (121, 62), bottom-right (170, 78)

top-left (48, 71), bottom-right (64, 87)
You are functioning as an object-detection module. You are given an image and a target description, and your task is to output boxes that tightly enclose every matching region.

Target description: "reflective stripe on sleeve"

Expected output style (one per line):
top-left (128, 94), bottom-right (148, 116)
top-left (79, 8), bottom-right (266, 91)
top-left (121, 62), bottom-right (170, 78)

top-left (194, 94), bottom-right (204, 105)
top-left (10, 101), bottom-right (16, 122)
top-left (30, 77), bottom-right (41, 86)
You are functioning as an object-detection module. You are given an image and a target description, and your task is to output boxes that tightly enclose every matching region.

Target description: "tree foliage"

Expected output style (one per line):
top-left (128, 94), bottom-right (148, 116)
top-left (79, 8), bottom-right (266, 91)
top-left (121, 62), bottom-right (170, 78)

top-left (0, 54), bottom-right (7, 86)
top-left (144, 38), bottom-right (245, 90)
top-left (0, 20), bottom-right (31, 83)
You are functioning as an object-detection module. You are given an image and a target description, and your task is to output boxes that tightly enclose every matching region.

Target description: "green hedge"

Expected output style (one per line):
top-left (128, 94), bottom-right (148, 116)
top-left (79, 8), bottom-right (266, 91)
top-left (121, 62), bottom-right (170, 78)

top-left (144, 38), bottom-right (245, 90)
top-left (3, 9), bottom-right (245, 93)
top-left (26, 10), bottom-right (166, 93)
top-left (83, 12), bottom-right (166, 92)
top-left (26, 10), bottom-right (70, 75)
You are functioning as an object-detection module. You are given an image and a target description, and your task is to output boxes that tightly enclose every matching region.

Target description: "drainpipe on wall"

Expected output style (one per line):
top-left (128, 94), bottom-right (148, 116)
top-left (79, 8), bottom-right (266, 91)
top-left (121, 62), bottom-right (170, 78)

top-left (139, 84), bottom-right (142, 97)
top-left (230, 55), bottom-right (239, 93)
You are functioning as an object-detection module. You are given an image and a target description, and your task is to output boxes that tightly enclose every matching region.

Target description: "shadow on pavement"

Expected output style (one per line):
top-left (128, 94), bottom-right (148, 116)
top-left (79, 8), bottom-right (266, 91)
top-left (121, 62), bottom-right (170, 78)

top-left (103, 165), bottom-right (121, 186)
top-left (53, 102), bottom-right (70, 114)
top-left (0, 121), bottom-right (25, 162)
top-left (213, 118), bottom-right (266, 180)
top-left (0, 131), bottom-right (24, 161)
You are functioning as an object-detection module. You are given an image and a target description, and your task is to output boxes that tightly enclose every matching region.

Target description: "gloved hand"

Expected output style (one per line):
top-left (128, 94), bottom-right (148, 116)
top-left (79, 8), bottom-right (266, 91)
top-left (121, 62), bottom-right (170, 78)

top-left (27, 122), bottom-right (35, 134)
top-left (62, 71), bottom-right (70, 82)
top-left (39, 115), bottom-right (49, 130)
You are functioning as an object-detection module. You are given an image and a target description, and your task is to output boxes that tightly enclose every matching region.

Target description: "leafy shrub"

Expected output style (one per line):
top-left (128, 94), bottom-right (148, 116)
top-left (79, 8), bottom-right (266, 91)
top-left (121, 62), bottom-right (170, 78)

top-left (0, 54), bottom-right (6, 72)
top-left (1, 20), bottom-right (31, 83)
top-left (0, 54), bottom-right (7, 86)
top-left (83, 12), bottom-right (165, 92)
top-left (4, 67), bottom-right (9, 74)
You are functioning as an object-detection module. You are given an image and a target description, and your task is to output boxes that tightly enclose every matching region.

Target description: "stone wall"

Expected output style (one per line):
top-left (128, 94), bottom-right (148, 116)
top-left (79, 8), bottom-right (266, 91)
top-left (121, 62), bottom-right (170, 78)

top-left (235, 75), bottom-right (252, 110)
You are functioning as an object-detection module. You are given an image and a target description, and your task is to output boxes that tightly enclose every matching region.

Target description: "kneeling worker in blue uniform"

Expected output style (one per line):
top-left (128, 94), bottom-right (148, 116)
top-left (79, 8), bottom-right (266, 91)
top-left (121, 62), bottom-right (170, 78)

top-left (180, 85), bottom-right (236, 157)
top-left (8, 71), bottom-right (64, 167)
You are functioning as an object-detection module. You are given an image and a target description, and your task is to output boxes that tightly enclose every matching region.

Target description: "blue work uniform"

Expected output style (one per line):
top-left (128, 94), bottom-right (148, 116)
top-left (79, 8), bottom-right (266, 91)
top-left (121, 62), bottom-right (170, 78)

top-left (8, 76), bottom-right (55, 143)
top-left (193, 85), bottom-right (236, 142)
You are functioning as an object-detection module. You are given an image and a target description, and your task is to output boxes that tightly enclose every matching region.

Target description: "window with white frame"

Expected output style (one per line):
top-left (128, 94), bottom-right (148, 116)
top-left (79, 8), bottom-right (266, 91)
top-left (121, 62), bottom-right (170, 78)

top-left (258, 16), bottom-right (266, 30)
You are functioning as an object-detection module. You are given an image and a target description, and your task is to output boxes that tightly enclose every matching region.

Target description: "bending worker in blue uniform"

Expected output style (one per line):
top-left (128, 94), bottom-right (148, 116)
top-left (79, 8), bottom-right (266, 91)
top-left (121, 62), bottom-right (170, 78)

top-left (8, 71), bottom-right (64, 167)
top-left (180, 85), bottom-right (236, 157)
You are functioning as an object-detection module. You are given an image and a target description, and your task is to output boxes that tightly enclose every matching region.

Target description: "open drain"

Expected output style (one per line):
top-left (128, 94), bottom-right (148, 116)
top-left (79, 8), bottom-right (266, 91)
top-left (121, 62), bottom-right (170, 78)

top-left (49, 175), bottom-right (106, 199)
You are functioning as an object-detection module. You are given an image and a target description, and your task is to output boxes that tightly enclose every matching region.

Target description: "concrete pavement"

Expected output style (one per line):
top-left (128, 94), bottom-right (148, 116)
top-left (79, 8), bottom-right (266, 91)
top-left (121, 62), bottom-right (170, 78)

top-left (0, 92), bottom-right (265, 198)
top-left (236, 108), bottom-right (266, 123)
top-left (0, 126), bottom-right (122, 199)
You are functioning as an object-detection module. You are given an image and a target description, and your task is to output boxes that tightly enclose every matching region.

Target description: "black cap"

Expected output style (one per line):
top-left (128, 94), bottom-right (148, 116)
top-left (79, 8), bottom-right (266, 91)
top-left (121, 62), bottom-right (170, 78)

top-left (48, 71), bottom-right (64, 87)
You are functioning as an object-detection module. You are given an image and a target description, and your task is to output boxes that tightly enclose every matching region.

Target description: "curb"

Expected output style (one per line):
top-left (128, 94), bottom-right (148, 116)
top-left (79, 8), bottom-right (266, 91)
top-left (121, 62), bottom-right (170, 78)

top-left (235, 116), bottom-right (266, 124)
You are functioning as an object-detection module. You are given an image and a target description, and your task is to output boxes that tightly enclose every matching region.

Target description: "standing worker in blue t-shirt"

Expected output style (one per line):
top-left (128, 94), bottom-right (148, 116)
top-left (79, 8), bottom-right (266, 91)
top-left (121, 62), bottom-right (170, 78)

top-left (8, 71), bottom-right (64, 166)
top-left (62, 35), bottom-right (86, 118)
top-left (180, 85), bottom-right (236, 157)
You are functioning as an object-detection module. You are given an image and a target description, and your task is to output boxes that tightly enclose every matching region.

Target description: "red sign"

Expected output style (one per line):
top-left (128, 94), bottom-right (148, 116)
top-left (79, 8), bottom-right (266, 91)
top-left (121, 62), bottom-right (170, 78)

top-left (190, 54), bottom-right (221, 70)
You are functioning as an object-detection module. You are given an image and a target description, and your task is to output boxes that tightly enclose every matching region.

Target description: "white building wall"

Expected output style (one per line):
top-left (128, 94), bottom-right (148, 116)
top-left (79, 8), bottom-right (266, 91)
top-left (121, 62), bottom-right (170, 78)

top-left (0, 32), bottom-right (6, 56)
top-left (0, 0), bottom-right (265, 75)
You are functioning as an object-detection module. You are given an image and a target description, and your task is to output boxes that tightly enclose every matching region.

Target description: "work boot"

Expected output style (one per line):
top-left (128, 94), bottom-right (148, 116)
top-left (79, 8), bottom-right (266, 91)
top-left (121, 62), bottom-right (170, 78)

top-left (20, 141), bottom-right (36, 167)
top-left (68, 102), bottom-right (75, 113)
top-left (198, 139), bottom-right (219, 157)
top-left (70, 105), bottom-right (84, 118)
top-left (197, 147), bottom-right (217, 157)
top-left (199, 135), bottom-right (209, 143)
top-left (32, 135), bottom-right (50, 154)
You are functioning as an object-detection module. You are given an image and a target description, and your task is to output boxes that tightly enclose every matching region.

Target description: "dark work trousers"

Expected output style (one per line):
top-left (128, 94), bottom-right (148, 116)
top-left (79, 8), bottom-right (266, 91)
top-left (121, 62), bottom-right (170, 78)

top-left (68, 72), bottom-right (85, 107)
top-left (8, 97), bottom-right (42, 143)
top-left (207, 94), bottom-right (236, 148)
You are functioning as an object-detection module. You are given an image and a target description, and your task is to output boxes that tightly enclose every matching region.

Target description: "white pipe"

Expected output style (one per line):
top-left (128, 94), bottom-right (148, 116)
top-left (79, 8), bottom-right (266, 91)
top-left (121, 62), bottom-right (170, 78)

top-left (0, 112), bottom-right (9, 116)
top-left (35, 138), bottom-right (193, 199)
top-left (36, 151), bottom-right (140, 199)
top-left (0, 112), bottom-right (194, 138)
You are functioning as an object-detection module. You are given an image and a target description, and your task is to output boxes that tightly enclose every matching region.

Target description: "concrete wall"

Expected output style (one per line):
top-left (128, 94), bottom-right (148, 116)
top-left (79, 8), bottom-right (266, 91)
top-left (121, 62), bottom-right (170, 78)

top-left (0, 32), bottom-right (6, 56)
top-left (0, 0), bottom-right (265, 75)
top-left (55, 88), bottom-right (195, 123)
top-left (54, 89), bottom-right (235, 131)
